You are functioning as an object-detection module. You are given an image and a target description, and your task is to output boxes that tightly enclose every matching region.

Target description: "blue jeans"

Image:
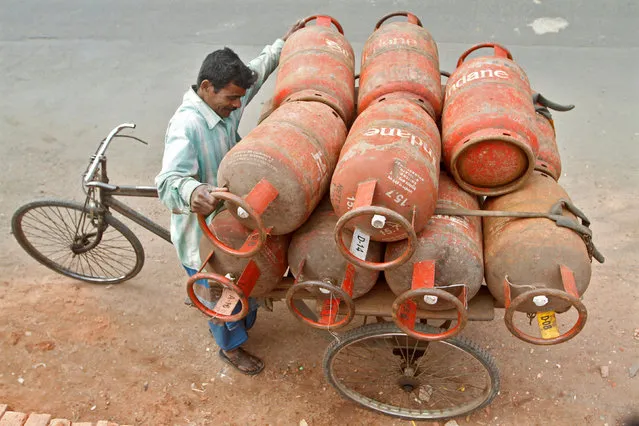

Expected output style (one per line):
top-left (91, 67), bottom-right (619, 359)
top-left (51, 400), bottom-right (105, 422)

top-left (184, 266), bottom-right (258, 351)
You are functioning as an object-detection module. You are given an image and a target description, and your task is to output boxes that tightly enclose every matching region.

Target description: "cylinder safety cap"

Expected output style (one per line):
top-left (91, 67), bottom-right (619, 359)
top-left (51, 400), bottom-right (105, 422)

top-left (237, 207), bottom-right (250, 219)
top-left (423, 295), bottom-right (438, 305)
top-left (371, 214), bottom-right (386, 229)
top-left (532, 295), bottom-right (549, 307)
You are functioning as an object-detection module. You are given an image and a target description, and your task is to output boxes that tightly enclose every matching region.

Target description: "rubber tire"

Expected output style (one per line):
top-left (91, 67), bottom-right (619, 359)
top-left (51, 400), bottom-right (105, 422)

top-left (11, 199), bottom-right (145, 284)
top-left (323, 322), bottom-right (500, 420)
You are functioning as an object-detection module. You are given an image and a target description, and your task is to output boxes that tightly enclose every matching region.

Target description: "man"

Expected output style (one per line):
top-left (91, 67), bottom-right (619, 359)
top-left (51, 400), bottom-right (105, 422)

top-left (155, 20), bottom-right (304, 375)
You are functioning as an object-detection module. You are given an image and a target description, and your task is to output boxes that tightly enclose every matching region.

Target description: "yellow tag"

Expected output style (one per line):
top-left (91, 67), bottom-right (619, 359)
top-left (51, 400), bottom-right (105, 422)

top-left (537, 311), bottom-right (560, 339)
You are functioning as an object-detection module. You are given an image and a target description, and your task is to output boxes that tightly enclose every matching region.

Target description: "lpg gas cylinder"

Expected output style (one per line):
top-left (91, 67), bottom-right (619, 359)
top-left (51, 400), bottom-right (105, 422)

top-left (330, 93), bottom-right (441, 251)
top-left (533, 106), bottom-right (562, 181)
top-left (273, 15), bottom-right (356, 124)
top-left (198, 210), bottom-right (290, 298)
top-left (442, 43), bottom-right (539, 196)
top-left (483, 171), bottom-right (592, 313)
top-left (257, 96), bottom-right (275, 125)
top-left (385, 171), bottom-right (483, 310)
top-left (288, 198), bottom-right (382, 299)
top-left (217, 100), bottom-right (347, 237)
top-left (358, 12), bottom-right (442, 119)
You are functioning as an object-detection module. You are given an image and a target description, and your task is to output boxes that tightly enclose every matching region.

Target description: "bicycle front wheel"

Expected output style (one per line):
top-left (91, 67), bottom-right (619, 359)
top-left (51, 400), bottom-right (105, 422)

top-left (11, 199), bottom-right (145, 284)
top-left (323, 322), bottom-right (499, 420)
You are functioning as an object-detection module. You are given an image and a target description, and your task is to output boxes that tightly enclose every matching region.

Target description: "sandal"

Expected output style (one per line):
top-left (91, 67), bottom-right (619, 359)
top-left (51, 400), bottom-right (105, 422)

top-left (218, 348), bottom-right (264, 376)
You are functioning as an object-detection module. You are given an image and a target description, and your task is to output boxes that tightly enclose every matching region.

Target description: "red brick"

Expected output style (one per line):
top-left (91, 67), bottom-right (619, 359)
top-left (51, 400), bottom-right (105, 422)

top-left (0, 410), bottom-right (28, 426)
top-left (48, 420), bottom-right (71, 426)
top-left (0, 406), bottom-right (6, 418)
top-left (24, 413), bottom-right (52, 426)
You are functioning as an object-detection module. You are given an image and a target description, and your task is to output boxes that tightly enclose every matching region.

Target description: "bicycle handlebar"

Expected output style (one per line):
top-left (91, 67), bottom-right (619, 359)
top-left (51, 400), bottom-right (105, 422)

top-left (84, 123), bottom-right (136, 184)
top-left (84, 181), bottom-right (118, 191)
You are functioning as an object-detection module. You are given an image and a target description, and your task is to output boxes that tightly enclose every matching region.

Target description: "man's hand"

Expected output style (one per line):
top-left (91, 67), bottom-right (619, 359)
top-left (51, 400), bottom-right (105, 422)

top-left (282, 19), bottom-right (305, 42)
top-left (190, 185), bottom-right (228, 215)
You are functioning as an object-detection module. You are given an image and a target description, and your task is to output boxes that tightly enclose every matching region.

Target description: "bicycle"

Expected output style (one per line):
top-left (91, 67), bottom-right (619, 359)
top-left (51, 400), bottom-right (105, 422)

top-left (11, 123), bottom-right (171, 284)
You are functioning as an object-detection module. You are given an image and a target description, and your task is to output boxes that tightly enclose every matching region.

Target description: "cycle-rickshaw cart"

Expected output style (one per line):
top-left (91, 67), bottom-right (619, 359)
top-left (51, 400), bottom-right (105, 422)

top-left (12, 123), bottom-right (601, 421)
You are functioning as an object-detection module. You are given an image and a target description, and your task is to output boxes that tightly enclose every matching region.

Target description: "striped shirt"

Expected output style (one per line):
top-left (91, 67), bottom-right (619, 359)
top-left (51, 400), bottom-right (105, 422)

top-left (155, 39), bottom-right (284, 269)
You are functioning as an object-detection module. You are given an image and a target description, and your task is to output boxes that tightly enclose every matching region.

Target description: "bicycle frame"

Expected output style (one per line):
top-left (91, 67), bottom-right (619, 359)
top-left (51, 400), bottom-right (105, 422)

top-left (83, 123), bottom-right (171, 244)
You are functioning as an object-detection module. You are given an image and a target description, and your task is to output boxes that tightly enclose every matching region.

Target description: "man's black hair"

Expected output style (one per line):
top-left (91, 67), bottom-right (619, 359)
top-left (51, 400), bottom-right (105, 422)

top-left (196, 47), bottom-right (257, 92)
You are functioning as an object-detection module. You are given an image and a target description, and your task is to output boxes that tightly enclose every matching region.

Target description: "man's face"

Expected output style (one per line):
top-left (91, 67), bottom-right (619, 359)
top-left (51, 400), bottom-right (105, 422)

top-left (199, 81), bottom-right (246, 118)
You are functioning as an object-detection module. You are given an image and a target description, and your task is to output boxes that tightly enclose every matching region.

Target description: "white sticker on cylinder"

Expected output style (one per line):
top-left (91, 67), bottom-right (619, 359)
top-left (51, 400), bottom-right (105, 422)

top-left (319, 287), bottom-right (331, 295)
top-left (350, 227), bottom-right (370, 261)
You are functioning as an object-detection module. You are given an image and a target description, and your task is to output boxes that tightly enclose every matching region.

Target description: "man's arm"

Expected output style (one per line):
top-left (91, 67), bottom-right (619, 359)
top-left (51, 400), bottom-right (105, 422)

top-left (241, 40), bottom-right (285, 105)
top-left (242, 19), bottom-right (305, 105)
top-left (155, 116), bottom-right (204, 215)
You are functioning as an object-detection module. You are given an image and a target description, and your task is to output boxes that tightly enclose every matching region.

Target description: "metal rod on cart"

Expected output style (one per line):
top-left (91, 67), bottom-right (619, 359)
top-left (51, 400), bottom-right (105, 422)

top-left (435, 207), bottom-right (555, 219)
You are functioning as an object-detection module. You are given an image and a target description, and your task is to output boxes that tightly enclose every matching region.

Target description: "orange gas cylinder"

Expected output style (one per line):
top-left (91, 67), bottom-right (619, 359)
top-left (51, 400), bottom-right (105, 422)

top-left (330, 93), bottom-right (441, 270)
top-left (215, 101), bottom-right (346, 253)
top-left (289, 198), bottom-right (382, 299)
top-left (533, 107), bottom-right (562, 180)
top-left (286, 199), bottom-right (383, 329)
top-left (385, 171), bottom-right (483, 312)
top-left (482, 171), bottom-right (603, 344)
top-left (257, 96), bottom-right (275, 125)
top-left (442, 43), bottom-right (539, 196)
top-left (532, 93), bottom-right (575, 180)
top-left (533, 93), bottom-right (575, 181)
top-left (273, 15), bottom-right (356, 124)
top-left (440, 70), bottom-right (450, 108)
top-left (483, 171), bottom-right (592, 311)
top-left (188, 210), bottom-right (290, 322)
top-left (358, 12), bottom-right (442, 119)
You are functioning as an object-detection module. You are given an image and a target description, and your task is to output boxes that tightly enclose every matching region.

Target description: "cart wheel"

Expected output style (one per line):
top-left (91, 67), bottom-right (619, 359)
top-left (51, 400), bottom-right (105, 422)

top-left (323, 322), bottom-right (499, 420)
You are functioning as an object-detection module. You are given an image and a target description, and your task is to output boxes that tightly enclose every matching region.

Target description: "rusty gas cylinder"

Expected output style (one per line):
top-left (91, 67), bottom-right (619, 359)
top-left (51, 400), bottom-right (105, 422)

top-left (273, 15), bottom-right (356, 124)
top-left (483, 171), bottom-right (592, 313)
top-left (385, 171), bottom-right (483, 310)
top-left (442, 43), bottom-right (539, 196)
top-left (440, 70), bottom-right (450, 109)
top-left (331, 93), bottom-right (440, 254)
top-left (358, 12), bottom-right (442, 119)
top-left (217, 100), bottom-right (347, 238)
top-left (197, 210), bottom-right (290, 298)
top-left (289, 198), bottom-right (382, 299)
top-left (257, 96), bottom-right (275, 125)
top-left (533, 107), bottom-right (562, 180)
